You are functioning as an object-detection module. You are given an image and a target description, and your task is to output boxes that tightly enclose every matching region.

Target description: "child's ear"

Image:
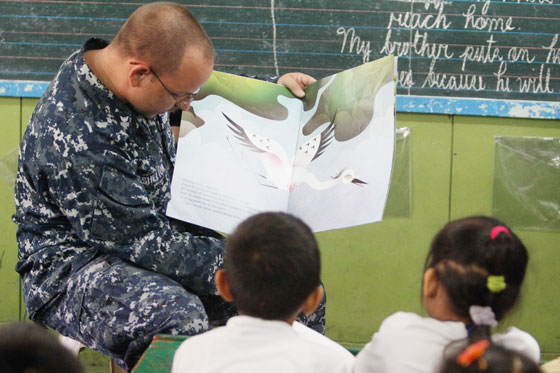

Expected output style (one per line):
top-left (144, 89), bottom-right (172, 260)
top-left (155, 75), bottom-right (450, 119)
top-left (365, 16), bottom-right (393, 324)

top-left (423, 267), bottom-right (439, 299)
top-left (215, 269), bottom-right (234, 302)
top-left (301, 285), bottom-right (325, 315)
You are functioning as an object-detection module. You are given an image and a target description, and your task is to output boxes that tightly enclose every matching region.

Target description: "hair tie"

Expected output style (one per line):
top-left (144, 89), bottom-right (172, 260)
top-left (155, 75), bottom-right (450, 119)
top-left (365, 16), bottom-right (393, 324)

top-left (490, 226), bottom-right (510, 240)
top-left (457, 340), bottom-right (490, 367)
top-left (487, 275), bottom-right (506, 293)
top-left (469, 305), bottom-right (498, 328)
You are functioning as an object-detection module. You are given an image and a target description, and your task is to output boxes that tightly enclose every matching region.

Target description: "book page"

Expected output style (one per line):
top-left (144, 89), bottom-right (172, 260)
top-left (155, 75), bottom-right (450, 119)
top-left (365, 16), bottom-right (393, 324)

top-left (166, 72), bottom-right (303, 234)
top-left (287, 56), bottom-right (396, 232)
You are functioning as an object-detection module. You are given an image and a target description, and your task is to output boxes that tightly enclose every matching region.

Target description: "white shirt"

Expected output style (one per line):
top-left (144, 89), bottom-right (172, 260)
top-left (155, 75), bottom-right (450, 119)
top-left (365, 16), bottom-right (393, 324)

top-left (171, 315), bottom-right (355, 373)
top-left (353, 312), bottom-right (540, 373)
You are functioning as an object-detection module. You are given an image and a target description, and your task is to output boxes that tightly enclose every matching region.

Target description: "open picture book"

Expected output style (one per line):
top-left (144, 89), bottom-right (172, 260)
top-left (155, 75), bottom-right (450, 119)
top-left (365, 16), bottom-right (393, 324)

top-left (166, 55), bottom-right (397, 233)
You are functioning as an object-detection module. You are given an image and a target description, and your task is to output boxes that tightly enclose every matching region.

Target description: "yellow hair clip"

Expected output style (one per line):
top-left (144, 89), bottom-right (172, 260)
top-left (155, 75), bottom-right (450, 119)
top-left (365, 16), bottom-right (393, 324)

top-left (487, 275), bottom-right (506, 293)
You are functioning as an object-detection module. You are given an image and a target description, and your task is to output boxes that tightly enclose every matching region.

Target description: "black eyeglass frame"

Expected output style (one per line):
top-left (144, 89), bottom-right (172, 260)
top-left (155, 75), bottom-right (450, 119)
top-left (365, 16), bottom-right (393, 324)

top-left (151, 68), bottom-right (199, 105)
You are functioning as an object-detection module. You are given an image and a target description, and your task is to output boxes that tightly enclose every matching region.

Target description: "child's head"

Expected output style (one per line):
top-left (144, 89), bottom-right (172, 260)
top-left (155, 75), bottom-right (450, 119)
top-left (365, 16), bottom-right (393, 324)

top-left (217, 212), bottom-right (322, 321)
top-left (0, 322), bottom-right (84, 373)
top-left (423, 216), bottom-right (528, 325)
top-left (440, 340), bottom-right (541, 373)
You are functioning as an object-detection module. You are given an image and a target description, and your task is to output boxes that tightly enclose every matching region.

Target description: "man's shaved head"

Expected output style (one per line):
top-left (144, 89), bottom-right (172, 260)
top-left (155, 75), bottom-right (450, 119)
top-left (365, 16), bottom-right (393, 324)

top-left (113, 2), bottom-right (214, 73)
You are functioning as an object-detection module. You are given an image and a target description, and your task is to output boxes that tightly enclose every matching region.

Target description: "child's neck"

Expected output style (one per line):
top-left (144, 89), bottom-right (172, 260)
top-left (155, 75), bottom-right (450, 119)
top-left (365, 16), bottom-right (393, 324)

top-left (428, 307), bottom-right (469, 324)
top-left (423, 289), bottom-right (470, 324)
top-left (239, 312), bottom-right (295, 325)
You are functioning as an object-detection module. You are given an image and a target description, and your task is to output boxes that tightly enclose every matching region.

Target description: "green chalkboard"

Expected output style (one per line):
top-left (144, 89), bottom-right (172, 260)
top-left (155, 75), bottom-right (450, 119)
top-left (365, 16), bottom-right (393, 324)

top-left (1, 0), bottom-right (559, 117)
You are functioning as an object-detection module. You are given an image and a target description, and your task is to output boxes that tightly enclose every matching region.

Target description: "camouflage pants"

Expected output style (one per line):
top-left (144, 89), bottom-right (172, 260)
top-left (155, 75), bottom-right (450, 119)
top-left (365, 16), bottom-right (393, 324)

top-left (38, 254), bottom-right (325, 371)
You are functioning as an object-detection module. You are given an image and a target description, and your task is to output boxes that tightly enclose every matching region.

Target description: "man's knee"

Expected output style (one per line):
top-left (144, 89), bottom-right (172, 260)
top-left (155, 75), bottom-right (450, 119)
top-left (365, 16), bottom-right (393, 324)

top-left (157, 293), bottom-right (210, 336)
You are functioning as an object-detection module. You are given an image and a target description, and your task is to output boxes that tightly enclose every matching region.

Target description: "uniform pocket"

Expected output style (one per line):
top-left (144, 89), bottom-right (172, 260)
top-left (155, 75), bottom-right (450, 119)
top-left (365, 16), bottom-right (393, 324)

top-left (91, 165), bottom-right (156, 243)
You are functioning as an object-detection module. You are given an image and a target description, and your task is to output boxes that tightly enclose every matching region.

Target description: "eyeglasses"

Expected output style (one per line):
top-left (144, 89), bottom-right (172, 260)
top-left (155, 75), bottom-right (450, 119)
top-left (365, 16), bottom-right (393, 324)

top-left (151, 68), bottom-right (199, 106)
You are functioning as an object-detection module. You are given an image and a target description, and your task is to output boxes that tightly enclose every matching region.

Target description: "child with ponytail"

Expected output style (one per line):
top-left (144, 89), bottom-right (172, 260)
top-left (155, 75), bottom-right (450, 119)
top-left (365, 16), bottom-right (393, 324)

top-left (353, 216), bottom-right (540, 373)
top-left (439, 338), bottom-right (542, 373)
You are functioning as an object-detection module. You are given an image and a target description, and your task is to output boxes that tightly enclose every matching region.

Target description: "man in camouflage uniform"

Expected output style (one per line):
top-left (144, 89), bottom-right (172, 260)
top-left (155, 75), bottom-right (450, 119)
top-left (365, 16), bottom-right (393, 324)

top-left (13, 2), bottom-right (323, 371)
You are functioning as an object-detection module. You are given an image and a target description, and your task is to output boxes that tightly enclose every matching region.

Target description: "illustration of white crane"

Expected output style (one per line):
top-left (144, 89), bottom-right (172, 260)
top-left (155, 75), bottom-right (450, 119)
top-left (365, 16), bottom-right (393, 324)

top-left (223, 113), bottom-right (367, 191)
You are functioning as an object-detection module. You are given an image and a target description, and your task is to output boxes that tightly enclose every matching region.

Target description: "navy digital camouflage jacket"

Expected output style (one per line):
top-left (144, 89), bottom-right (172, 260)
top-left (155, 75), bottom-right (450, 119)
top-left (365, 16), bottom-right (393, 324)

top-left (13, 38), bottom-right (225, 317)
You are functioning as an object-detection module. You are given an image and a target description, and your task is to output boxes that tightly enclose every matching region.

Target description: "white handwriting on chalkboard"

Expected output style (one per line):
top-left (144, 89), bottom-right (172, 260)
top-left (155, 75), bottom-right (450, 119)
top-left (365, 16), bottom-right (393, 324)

top-left (387, 5), bottom-right (451, 30)
top-left (421, 0), bottom-right (449, 11)
top-left (516, 64), bottom-right (554, 93)
top-left (337, 27), bottom-right (371, 63)
top-left (463, 4), bottom-right (515, 33)
top-left (507, 47), bottom-right (535, 63)
top-left (374, 0), bottom-right (556, 97)
top-left (494, 61), bottom-right (512, 92)
top-left (507, 0), bottom-right (553, 3)
top-left (422, 59), bottom-right (486, 91)
top-left (544, 34), bottom-right (560, 64)
top-left (398, 69), bottom-right (415, 88)
top-left (381, 30), bottom-right (454, 59)
top-left (459, 35), bottom-right (503, 70)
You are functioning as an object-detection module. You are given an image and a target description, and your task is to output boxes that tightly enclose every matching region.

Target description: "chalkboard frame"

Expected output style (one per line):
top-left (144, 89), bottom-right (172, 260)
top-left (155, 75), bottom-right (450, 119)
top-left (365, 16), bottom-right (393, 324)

top-left (1, 79), bottom-right (558, 119)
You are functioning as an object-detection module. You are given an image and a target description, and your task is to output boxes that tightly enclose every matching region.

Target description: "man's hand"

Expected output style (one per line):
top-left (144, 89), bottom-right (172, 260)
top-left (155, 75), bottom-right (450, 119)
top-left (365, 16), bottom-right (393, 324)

top-left (277, 72), bottom-right (317, 98)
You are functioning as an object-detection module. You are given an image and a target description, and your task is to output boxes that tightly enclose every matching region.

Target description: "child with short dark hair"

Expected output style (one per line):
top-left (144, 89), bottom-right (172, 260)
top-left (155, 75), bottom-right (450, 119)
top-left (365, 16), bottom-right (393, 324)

top-left (354, 216), bottom-right (540, 373)
top-left (172, 212), bottom-right (354, 372)
top-left (0, 322), bottom-right (84, 373)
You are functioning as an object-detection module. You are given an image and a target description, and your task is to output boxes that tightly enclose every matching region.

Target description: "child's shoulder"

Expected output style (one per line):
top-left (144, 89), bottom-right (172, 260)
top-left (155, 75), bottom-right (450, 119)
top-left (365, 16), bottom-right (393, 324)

top-left (293, 327), bottom-right (355, 372)
top-left (293, 321), bottom-right (355, 361)
top-left (382, 311), bottom-right (423, 323)
top-left (373, 312), bottom-right (426, 339)
top-left (380, 311), bottom-right (431, 329)
top-left (378, 311), bottom-right (466, 338)
top-left (493, 326), bottom-right (540, 363)
top-left (355, 312), bottom-right (465, 373)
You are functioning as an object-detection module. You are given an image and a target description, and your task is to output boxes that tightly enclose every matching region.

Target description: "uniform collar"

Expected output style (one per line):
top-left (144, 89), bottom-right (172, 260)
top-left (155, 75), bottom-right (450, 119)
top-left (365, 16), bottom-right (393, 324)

top-left (75, 38), bottom-right (167, 135)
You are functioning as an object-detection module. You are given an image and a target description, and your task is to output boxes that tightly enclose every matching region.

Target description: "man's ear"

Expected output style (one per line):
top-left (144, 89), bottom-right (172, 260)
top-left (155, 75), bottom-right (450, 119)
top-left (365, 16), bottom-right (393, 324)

top-left (301, 285), bottom-right (325, 316)
top-left (423, 267), bottom-right (439, 299)
top-left (215, 269), bottom-right (234, 303)
top-left (128, 60), bottom-right (150, 88)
